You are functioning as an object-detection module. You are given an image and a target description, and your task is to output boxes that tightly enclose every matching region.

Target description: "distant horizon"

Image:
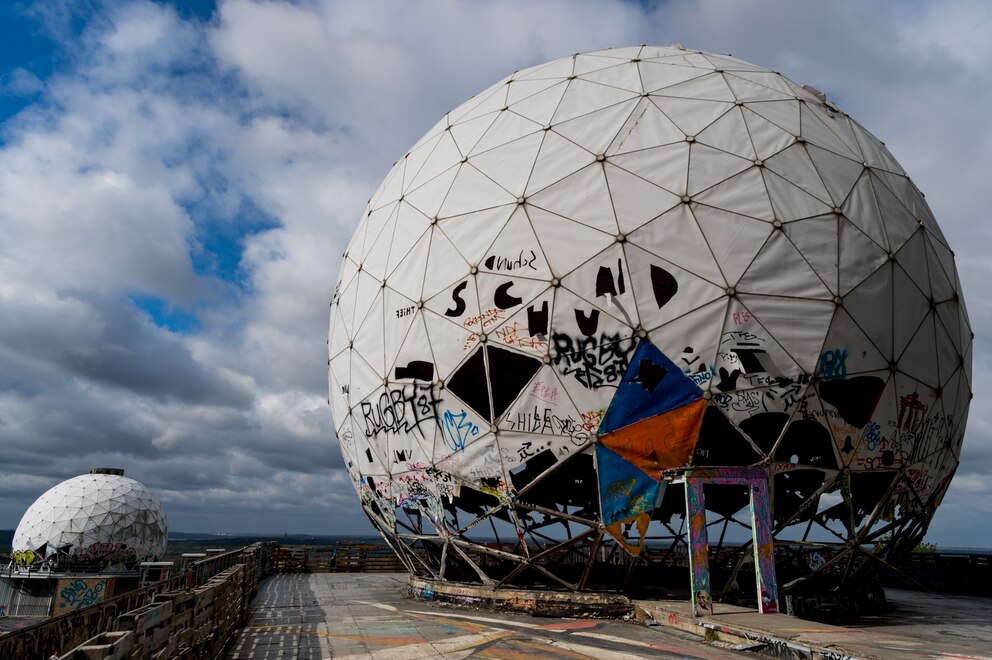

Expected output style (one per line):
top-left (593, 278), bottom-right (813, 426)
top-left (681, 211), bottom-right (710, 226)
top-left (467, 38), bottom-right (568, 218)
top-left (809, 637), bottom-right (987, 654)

top-left (2, 528), bottom-right (990, 555)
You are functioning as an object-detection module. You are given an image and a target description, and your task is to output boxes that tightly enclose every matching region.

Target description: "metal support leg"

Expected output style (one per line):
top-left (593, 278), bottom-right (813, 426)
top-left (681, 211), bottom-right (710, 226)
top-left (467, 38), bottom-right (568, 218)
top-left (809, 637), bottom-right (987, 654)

top-left (685, 479), bottom-right (713, 616)
top-left (749, 481), bottom-right (779, 614)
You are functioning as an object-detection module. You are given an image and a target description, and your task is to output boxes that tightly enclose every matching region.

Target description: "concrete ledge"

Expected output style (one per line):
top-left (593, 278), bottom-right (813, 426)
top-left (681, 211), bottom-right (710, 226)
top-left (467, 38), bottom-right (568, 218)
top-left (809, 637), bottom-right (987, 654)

top-left (406, 577), bottom-right (875, 659)
top-left (635, 600), bottom-right (875, 660)
top-left (407, 577), bottom-right (633, 618)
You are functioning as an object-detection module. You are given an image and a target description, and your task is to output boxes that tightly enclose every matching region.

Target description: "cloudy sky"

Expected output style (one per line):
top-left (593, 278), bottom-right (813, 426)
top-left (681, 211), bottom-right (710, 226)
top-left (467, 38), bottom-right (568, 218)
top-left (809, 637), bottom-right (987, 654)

top-left (0, 0), bottom-right (989, 545)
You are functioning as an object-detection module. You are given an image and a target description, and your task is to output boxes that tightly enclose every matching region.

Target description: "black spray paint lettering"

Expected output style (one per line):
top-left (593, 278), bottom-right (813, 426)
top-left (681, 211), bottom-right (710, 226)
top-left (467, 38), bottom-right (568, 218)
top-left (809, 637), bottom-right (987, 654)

top-left (527, 301), bottom-right (549, 337)
top-left (394, 360), bottom-right (434, 381)
top-left (494, 281), bottom-right (523, 309)
top-left (650, 264), bottom-right (678, 308)
top-left (444, 278), bottom-right (527, 318)
top-left (484, 249), bottom-right (538, 272)
top-left (360, 383), bottom-right (440, 439)
top-left (445, 281), bottom-right (469, 317)
top-left (596, 259), bottom-right (626, 297)
top-left (505, 406), bottom-right (591, 444)
top-left (574, 308), bottom-right (600, 336)
top-left (551, 333), bottom-right (636, 390)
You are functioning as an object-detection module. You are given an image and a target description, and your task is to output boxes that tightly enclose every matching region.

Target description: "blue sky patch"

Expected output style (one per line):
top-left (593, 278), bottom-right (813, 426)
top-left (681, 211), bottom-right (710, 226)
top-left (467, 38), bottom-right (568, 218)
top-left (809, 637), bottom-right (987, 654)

top-left (131, 294), bottom-right (201, 334)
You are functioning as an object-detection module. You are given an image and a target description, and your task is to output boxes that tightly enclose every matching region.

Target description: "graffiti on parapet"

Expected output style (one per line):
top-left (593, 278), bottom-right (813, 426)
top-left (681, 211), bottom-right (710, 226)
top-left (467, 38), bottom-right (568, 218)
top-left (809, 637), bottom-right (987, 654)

top-left (57, 579), bottom-right (106, 610)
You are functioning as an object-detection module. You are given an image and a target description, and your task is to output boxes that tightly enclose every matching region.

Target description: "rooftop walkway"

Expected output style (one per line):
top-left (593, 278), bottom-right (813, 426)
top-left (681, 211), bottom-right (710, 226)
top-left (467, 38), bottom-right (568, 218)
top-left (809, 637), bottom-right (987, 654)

top-left (226, 573), bottom-right (992, 659)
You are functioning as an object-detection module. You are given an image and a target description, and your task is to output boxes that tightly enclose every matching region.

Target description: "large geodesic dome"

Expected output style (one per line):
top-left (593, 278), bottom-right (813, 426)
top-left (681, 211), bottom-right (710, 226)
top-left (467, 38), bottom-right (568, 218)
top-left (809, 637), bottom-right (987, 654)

top-left (10, 468), bottom-right (168, 572)
top-left (328, 45), bottom-right (971, 595)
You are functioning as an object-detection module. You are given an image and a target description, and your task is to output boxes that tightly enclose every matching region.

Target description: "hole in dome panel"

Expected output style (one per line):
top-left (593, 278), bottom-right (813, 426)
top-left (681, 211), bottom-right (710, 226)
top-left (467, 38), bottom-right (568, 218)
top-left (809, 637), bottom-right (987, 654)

top-left (849, 471), bottom-right (899, 529)
top-left (511, 447), bottom-right (598, 516)
top-left (773, 469), bottom-right (827, 527)
top-left (692, 406), bottom-right (763, 466)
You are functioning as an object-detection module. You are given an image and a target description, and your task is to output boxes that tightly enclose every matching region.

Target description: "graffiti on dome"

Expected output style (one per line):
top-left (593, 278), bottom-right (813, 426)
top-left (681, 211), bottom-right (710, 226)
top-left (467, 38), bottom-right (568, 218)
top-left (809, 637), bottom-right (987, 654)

top-left (359, 384), bottom-right (440, 439)
top-left (327, 46), bottom-right (972, 595)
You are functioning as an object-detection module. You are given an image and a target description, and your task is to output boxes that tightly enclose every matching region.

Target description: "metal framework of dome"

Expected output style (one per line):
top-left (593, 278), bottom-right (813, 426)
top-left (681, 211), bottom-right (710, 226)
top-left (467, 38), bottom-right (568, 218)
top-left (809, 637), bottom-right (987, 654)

top-left (10, 468), bottom-right (168, 572)
top-left (328, 45), bottom-right (972, 597)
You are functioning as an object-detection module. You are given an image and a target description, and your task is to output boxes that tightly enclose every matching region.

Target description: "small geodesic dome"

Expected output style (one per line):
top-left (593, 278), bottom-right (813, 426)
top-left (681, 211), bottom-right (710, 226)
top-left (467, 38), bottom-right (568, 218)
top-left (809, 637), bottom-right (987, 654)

top-left (10, 468), bottom-right (168, 572)
top-left (328, 44), bottom-right (971, 594)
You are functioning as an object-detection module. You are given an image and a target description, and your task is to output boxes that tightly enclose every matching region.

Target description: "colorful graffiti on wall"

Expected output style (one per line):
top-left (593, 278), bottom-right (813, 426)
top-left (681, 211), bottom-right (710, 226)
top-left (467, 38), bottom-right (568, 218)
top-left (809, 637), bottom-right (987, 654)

top-left (55, 577), bottom-right (115, 611)
top-left (12, 541), bottom-right (152, 571)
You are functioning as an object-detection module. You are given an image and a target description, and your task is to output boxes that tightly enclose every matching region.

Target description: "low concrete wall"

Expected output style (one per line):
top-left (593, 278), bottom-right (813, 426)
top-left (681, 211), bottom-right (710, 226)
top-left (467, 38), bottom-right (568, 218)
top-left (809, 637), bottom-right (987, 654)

top-left (885, 552), bottom-right (992, 595)
top-left (408, 576), bottom-right (633, 618)
top-left (270, 542), bottom-right (405, 573)
top-left (0, 542), bottom-right (274, 660)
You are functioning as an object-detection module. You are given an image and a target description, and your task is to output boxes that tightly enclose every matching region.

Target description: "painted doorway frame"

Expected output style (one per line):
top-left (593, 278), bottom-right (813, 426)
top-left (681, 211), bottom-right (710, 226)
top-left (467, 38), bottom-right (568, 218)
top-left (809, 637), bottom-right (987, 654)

top-left (668, 466), bottom-right (779, 616)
